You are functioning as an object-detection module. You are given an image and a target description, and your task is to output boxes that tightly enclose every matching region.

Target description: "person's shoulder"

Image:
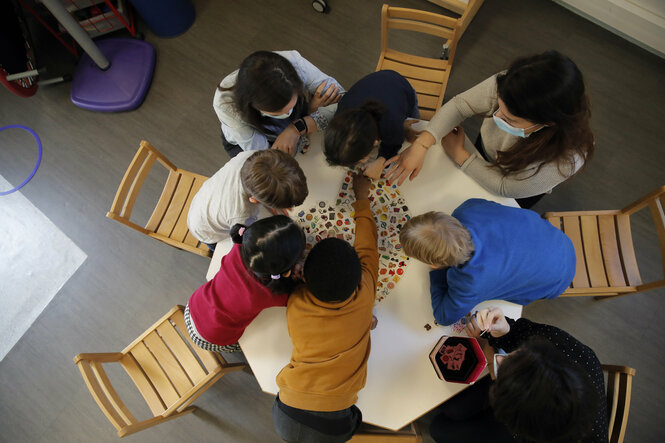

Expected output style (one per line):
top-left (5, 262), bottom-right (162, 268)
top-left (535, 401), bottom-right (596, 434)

top-left (209, 150), bottom-right (254, 180)
top-left (454, 198), bottom-right (496, 214)
top-left (286, 285), bottom-right (315, 310)
top-left (274, 50), bottom-right (303, 64)
top-left (228, 149), bottom-right (256, 166)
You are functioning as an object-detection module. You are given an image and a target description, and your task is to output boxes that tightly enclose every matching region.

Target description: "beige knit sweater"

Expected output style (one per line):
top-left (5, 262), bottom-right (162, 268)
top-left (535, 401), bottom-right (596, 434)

top-left (425, 74), bottom-right (583, 198)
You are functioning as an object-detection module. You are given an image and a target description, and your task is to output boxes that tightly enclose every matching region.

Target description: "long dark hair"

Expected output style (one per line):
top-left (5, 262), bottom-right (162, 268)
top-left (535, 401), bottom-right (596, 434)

top-left (220, 51), bottom-right (306, 129)
top-left (494, 50), bottom-right (594, 177)
top-left (230, 216), bottom-right (305, 294)
top-left (490, 337), bottom-right (600, 442)
top-left (324, 100), bottom-right (384, 167)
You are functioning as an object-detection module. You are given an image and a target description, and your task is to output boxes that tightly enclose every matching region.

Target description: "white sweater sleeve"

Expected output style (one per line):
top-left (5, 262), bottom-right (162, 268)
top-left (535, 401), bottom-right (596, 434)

top-left (213, 75), bottom-right (271, 152)
top-left (279, 50), bottom-right (344, 130)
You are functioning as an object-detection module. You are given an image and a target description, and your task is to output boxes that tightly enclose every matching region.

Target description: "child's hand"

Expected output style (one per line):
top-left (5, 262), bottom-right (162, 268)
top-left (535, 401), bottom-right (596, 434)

top-left (362, 157), bottom-right (386, 180)
top-left (352, 172), bottom-right (370, 199)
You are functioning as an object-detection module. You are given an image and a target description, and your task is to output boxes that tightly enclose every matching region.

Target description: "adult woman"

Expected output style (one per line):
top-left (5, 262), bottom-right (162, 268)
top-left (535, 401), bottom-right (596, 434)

top-left (386, 50), bottom-right (594, 208)
top-left (214, 50), bottom-right (343, 157)
top-left (429, 307), bottom-right (607, 442)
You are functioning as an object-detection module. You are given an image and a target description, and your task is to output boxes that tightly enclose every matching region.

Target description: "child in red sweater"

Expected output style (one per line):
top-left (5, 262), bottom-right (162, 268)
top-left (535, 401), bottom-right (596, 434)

top-left (185, 215), bottom-right (305, 353)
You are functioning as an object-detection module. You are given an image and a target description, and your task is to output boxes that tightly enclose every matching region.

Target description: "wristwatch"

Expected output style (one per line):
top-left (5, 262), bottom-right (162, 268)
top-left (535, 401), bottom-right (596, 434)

top-left (292, 118), bottom-right (307, 135)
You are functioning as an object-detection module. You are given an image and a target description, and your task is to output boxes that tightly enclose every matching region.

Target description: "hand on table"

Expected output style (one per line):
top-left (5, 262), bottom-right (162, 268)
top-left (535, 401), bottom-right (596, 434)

top-left (362, 157), bottom-right (386, 180)
top-left (441, 126), bottom-right (471, 166)
top-left (309, 81), bottom-right (341, 113)
top-left (272, 125), bottom-right (300, 156)
top-left (352, 172), bottom-right (370, 200)
top-left (466, 307), bottom-right (510, 338)
top-left (384, 131), bottom-right (435, 185)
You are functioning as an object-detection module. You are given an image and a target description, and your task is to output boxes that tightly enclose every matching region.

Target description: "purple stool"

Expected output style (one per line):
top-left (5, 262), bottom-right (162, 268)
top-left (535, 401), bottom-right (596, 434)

top-left (70, 38), bottom-right (155, 112)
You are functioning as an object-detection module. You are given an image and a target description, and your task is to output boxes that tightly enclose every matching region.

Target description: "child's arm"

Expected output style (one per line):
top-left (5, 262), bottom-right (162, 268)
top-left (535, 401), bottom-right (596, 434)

top-left (351, 173), bottom-right (379, 300)
top-left (429, 269), bottom-right (468, 326)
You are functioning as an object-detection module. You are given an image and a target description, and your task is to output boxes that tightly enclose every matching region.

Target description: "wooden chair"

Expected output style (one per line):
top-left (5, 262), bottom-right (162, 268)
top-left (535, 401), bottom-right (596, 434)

top-left (376, 1), bottom-right (483, 120)
top-left (107, 140), bottom-right (212, 258)
top-left (350, 422), bottom-right (422, 442)
top-left (74, 305), bottom-right (245, 438)
top-left (602, 364), bottom-right (636, 443)
top-left (544, 186), bottom-right (665, 298)
top-left (425, 0), bottom-right (484, 37)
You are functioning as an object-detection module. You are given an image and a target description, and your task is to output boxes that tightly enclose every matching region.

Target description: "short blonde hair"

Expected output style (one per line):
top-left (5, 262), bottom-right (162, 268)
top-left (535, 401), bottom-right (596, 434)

top-left (399, 211), bottom-right (474, 267)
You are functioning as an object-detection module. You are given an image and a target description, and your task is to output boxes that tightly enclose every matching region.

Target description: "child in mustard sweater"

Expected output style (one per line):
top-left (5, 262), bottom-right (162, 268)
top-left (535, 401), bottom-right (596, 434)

top-left (273, 173), bottom-right (378, 443)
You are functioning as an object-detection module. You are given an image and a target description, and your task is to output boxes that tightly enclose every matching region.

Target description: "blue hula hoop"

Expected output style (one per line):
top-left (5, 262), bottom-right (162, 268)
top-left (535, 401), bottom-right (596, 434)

top-left (0, 125), bottom-right (43, 196)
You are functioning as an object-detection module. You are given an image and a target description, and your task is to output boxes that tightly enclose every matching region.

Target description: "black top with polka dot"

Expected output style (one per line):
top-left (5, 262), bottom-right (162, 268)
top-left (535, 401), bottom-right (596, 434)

top-left (488, 317), bottom-right (608, 443)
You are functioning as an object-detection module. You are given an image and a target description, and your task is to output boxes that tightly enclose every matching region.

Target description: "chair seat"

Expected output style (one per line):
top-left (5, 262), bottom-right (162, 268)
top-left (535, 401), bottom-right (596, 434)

top-left (107, 140), bottom-right (212, 258)
top-left (75, 306), bottom-right (245, 437)
top-left (546, 212), bottom-right (642, 295)
top-left (145, 169), bottom-right (210, 257)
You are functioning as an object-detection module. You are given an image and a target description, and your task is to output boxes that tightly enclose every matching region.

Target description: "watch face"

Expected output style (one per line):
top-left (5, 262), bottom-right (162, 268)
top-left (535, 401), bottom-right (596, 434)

top-left (294, 119), bottom-right (306, 133)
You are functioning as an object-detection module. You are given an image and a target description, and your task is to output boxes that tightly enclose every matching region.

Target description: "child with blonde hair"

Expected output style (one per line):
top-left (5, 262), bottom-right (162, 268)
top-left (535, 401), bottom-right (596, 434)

top-left (400, 199), bottom-right (576, 325)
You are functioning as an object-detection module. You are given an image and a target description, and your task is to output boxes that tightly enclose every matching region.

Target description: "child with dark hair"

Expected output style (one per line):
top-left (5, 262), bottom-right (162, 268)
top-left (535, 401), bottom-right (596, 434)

top-left (324, 70), bottom-right (420, 179)
top-left (187, 149), bottom-right (308, 247)
top-left (429, 307), bottom-right (607, 443)
top-left (185, 215), bottom-right (305, 353)
top-left (272, 173), bottom-right (378, 442)
top-left (214, 50), bottom-right (343, 157)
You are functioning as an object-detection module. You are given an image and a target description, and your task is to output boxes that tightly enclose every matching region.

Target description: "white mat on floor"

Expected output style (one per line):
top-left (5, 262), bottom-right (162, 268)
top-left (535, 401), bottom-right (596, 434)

top-left (0, 175), bottom-right (87, 361)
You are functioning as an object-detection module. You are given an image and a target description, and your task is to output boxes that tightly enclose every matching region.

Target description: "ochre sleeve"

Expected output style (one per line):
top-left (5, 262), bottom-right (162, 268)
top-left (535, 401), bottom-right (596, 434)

top-left (352, 199), bottom-right (379, 303)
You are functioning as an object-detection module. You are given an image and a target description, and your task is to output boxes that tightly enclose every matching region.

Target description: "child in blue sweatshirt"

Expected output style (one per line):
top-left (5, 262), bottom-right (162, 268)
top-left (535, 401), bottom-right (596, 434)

top-left (399, 199), bottom-right (575, 325)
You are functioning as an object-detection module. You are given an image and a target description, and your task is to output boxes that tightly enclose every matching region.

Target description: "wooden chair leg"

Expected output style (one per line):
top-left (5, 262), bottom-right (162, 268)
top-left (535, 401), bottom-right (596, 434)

top-left (117, 407), bottom-right (196, 438)
top-left (594, 293), bottom-right (630, 301)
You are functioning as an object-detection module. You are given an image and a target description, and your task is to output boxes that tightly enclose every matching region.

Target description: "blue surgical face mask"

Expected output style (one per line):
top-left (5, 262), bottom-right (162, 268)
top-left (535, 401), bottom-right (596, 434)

top-left (493, 348), bottom-right (508, 378)
top-left (493, 110), bottom-right (540, 138)
top-left (260, 107), bottom-right (293, 119)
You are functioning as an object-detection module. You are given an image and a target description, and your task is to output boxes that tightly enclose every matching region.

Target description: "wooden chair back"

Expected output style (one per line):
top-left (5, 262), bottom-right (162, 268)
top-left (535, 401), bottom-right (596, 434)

top-left (350, 422), bottom-right (421, 442)
top-left (425, 0), bottom-right (484, 37)
top-left (544, 185), bottom-right (665, 298)
top-left (602, 364), bottom-right (636, 443)
top-left (74, 305), bottom-right (245, 438)
top-left (107, 140), bottom-right (212, 258)
top-left (376, 1), bottom-right (483, 120)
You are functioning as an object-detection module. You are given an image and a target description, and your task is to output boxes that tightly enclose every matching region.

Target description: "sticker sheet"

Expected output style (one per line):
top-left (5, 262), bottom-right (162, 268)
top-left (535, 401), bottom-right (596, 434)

top-left (294, 171), bottom-right (411, 302)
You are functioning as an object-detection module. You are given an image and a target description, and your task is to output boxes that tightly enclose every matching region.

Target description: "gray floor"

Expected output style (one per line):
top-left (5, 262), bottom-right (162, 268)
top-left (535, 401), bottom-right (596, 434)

top-left (1, 0), bottom-right (664, 442)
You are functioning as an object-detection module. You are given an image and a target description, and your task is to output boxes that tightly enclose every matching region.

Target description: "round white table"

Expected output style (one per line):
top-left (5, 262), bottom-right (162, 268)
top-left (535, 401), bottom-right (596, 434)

top-left (206, 127), bottom-right (522, 431)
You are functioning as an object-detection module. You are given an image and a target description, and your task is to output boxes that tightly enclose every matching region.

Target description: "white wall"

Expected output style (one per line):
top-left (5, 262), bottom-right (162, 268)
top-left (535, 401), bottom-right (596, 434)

top-left (554, 0), bottom-right (665, 58)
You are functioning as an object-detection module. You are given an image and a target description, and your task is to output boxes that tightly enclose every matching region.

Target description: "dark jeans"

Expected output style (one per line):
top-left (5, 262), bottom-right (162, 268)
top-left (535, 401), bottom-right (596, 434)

top-left (272, 395), bottom-right (362, 443)
top-left (473, 134), bottom-right (545, 209)
top-left (221, 128), bottom-right (244, 158)
top-left (430, 375), bottom-right (516, 443)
